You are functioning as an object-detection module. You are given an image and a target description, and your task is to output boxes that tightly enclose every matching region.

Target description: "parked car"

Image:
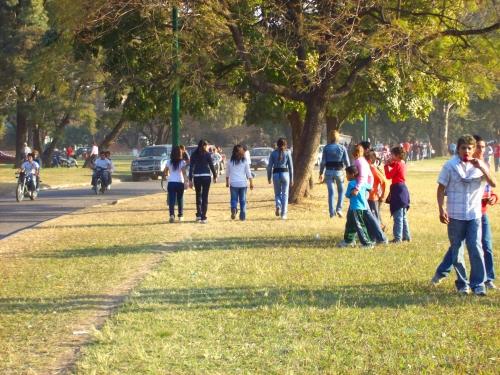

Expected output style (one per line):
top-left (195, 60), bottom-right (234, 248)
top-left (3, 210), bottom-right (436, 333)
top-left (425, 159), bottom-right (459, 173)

top-left (250, 147), bottom-right (273, 170)
top-left (131, 144), bottom-right (172, 181)
top-left (315, 145), bottom-right (325, 166)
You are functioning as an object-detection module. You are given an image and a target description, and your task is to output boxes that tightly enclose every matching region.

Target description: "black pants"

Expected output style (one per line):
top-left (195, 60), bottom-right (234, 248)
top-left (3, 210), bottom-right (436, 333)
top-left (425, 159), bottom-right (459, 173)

top-left (194, 176), bottom-right (211, 220)
top-left (167, 181), bottom-right (184, 217)
top-left (344, 209), bottom-right (372, 245)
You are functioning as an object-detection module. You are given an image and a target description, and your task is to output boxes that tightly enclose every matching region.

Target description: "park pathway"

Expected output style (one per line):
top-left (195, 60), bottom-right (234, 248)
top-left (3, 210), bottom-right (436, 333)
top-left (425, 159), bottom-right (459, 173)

top-left (0, 180), bottom-right (162, 240)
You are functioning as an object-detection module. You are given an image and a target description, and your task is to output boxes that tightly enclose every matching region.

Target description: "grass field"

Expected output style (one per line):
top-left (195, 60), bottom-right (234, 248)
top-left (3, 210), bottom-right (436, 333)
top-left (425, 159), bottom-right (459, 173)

top-left (0, 158), bottom-right (498, 374)
top-left (0, 156), bottom-right (133, 196)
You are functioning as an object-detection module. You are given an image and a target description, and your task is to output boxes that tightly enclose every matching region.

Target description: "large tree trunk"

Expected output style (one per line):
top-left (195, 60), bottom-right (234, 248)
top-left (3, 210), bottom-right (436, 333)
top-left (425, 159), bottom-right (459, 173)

top-left (99, 116), bottom-right (126, 150)
top-left (42, 113), bottom-right (70, 166)
top-left (33, 123), bottom-right (43, 154)
top-left (289, 97), bottom-right (324, 203)
top-left (15, 101), bottom-right (29, 167)
top-left (326, 115), bottom-right (342, 137)
top-left (432, 101), bottom-right (454, 157)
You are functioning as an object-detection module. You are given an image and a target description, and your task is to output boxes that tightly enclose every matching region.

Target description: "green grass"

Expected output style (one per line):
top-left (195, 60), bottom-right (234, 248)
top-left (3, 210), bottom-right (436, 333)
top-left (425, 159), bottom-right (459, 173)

top-left (0, 158), bottom-right (498, 374)
top-left (0, 157), bottom-right (133, 196)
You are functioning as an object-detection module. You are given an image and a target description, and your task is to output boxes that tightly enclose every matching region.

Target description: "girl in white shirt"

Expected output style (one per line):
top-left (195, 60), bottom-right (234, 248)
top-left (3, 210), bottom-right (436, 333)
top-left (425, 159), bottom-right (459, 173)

top-left (226, 145), bottom-right (254, 220)
top-left (165, 146), bottom-right (188, 223)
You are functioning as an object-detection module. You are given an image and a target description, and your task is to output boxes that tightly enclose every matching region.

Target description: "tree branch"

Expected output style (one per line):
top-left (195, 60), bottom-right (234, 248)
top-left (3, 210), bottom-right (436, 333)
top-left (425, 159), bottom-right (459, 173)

top-left (218, 0), bottom-right (305, 101)
top-left (417, 22), bottom-right (500, 47)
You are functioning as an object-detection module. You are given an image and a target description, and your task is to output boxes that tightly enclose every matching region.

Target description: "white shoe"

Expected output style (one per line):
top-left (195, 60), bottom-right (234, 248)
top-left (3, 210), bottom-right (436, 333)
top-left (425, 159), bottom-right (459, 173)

top-left (200, 219), bottom-right (208, 224)
top-left (178, 216), bottom-right (184, 222)
top-left (337, 240), bottom-right (355, 248)
top-left (281, 215), bottom-right (287, 220)
top-left (169, 215), bottom-right (175, 223)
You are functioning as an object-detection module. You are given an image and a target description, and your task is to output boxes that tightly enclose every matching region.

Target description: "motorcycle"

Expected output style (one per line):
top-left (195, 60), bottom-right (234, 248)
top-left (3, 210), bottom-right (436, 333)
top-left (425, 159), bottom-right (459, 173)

top-left (15, 172), bottom-right (38, 202)
top-left (92, 167), bottom-right (109, 194)
top-left (52, 152), bottom-right (78, 168)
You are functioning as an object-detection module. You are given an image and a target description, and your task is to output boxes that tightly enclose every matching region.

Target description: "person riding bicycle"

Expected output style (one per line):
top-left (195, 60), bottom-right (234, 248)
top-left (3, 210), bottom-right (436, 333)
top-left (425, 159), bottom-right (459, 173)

top-left (91, 151), bottom-right (111, 189)
top-left (20, 153), bottom-right (40, 191)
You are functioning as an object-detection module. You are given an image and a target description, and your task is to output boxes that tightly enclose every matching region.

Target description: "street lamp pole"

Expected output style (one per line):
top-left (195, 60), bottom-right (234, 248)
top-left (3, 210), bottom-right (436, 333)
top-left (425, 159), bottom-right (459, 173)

top-left (171, 6), bottom-right (180, 146)
top-left (363, 114), bottom-right (368, 141)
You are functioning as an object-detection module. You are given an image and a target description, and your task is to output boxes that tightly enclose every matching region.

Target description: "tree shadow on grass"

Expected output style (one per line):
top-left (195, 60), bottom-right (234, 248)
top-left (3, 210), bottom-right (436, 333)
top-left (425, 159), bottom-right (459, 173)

top-left (0, 284), bottom-right (496, 314)
top-left (24, 236), bottom-right (343, 259)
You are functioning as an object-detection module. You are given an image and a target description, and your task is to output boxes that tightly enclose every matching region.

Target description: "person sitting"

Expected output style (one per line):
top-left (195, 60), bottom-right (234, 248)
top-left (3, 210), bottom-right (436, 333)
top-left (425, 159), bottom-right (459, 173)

top-left (20, 153), bottom-right (40, 191)
top-left (91, 151), bottom-right (112, 189)
top-left (104, 151), bottom-right (115, 189)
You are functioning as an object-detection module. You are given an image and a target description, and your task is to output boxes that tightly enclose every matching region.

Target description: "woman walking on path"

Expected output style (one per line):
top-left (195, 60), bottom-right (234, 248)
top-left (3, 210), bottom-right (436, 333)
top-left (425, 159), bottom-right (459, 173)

top-left (384, 146), bottom-right (411, 242)
top-left (319, 130), bottom-right (350, 218)
top-left (267, 138), bottom-right (293, 220)
top-left (226, 145), bottom-right (254, 221)
top-left (189, 140), bottom-right (217, 223)
top-left (164, 146), bottom-right (188, 223)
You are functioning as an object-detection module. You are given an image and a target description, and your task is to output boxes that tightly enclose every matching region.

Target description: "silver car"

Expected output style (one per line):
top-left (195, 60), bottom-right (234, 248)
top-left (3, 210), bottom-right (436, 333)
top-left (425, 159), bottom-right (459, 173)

top-left (131, 144), bottom-right (172, 181)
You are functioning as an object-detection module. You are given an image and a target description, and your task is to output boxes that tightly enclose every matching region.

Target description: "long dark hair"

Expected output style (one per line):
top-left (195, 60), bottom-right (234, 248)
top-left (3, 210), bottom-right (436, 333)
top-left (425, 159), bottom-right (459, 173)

top-left (170, 146), bottom-right (182, 170)
top-left (230, 144), bottom-right (245, 164)
top-left (277, 138), bottom-right (287, 161)
top-left (197, 139), bottom-right (208, 155)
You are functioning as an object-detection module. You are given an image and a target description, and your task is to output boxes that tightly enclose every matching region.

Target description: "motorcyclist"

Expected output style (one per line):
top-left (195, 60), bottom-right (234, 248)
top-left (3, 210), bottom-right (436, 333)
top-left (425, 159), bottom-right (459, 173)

top-left (91, 151), bottom-right (111, 189)
top-left (20, 153), bottom-right (40, 191)
top-left (104, 150), bottom-right (115, 189)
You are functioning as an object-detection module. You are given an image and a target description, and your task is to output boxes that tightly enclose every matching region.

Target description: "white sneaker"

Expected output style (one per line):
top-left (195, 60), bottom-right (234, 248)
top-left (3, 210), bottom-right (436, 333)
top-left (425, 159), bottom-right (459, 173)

top-left (281, 215), bottom-right (287, 220)
top-left (169, 215), bottom-right (175, 223)
top-left (200, 219), bottom-right (208, 224)
top-left (178, 216), bottom-right (184, 222)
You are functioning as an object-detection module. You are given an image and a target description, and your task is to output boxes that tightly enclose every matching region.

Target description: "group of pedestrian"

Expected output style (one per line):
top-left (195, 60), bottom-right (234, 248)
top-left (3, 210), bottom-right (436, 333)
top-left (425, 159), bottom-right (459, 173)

top-left (432, 134), bottom-right (497, 296)
top-left (319, 131), bottom-right (408, 248)
top-left (402, 140), bottom-right (434, 161)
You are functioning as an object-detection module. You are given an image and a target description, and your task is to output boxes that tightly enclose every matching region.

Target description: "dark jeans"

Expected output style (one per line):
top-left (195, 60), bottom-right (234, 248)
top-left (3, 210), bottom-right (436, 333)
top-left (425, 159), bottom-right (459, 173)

top-left (167, 181), bottom-right (184, 217)
top-left (363, 208), bottom-right (387, 243)
top-left (92, 170), bottom-right (109, 187)
top-left (194, 176), bottom-right (211, 220)
top-left (344, 209), bottom-right (373, 246)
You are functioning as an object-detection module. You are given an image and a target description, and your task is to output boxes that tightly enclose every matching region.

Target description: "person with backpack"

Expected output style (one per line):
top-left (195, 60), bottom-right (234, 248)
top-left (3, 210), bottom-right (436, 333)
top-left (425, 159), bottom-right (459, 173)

top-left (319, 130), bottom-right (350, 218)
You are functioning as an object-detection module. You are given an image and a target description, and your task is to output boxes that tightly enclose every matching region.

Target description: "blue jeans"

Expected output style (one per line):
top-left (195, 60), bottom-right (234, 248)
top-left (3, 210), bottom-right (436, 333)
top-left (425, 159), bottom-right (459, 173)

top-left (325, 170), bottom-right (344, 216)
top-left (482, 214), bottom-right (495, 282)
top-left (230, 186), bottom-right (247, 220)
top-left (167, 181), bottom-right (184, 217)
top-left (364, 209), bottom-right (387, 243)
top-left (273, 172), bottom-right (290, 216)
top-left (435, 215), bottom-right (494, 283)
top-left (393, 208), bottom-right (411, 241)
top-left (436, 218), bottom-right (486, 292)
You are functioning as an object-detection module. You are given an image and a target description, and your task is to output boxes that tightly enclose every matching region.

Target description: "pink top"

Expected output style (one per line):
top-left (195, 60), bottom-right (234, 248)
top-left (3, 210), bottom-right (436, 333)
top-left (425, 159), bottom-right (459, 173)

top-left (354, 157), bottom-right (373, 190)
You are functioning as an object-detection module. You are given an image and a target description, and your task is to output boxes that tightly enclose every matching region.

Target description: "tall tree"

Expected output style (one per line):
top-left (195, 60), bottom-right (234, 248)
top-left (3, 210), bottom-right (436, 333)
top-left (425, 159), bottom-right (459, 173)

top-left (0, 0), bottom-right (49, 165)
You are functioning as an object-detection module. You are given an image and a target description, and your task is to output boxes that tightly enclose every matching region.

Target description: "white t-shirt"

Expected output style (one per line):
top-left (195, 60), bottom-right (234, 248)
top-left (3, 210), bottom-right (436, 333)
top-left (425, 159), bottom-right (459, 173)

top-left (23, 146), bottom-right (32, 155)
top-left (91, 145), bottom-right (99, 156)
top-left (94, 158), bottom-right (111, 170)
top-left (226, 159), bottom-right (252, 188)
top-left (167, 160), bottom-right (186, 183)
top-left (21, 161), bottom-right (39, 175)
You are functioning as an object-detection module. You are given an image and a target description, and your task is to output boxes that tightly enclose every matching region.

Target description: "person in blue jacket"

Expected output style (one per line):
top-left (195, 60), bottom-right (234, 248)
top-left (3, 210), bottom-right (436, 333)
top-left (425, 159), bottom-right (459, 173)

top-left (267, 138), bottom-right (294, 220)
top-left (319, 130), bottom-right (350, 218)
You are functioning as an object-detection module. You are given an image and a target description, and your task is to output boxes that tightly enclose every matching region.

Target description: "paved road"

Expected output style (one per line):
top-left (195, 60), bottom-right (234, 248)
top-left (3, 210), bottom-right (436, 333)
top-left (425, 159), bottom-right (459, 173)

top-left (0, 180), bottom-right (163, 240)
